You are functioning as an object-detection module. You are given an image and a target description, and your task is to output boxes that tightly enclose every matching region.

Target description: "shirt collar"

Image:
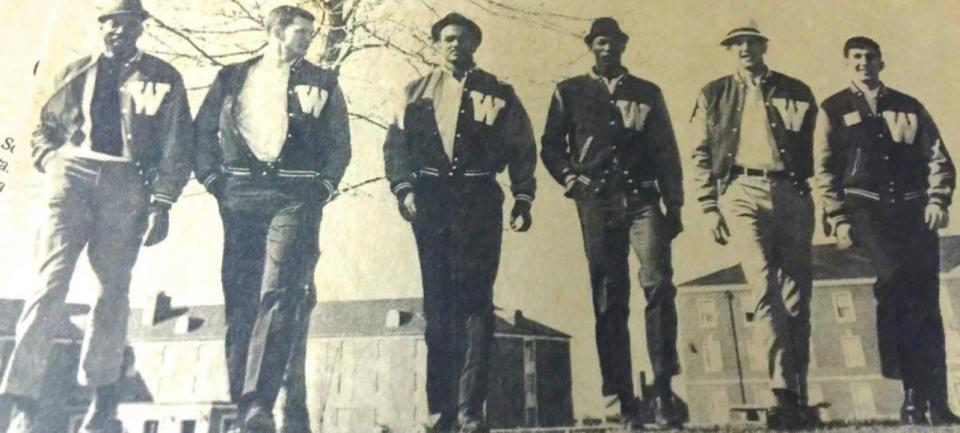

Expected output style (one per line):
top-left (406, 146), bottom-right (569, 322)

top-left (735, 66), bottom-right (771, 87)
top-left (589, 66), bottom-right (628, 83)
top-left (438, 65), bottom-right (477, 83)
top-left (98, 49), bottom-right (143, 68)
top-left (850, 80), bottom-right (887, 98)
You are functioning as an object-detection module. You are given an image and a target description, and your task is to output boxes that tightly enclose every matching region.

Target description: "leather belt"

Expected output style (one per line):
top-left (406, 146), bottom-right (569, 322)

top-left (731, 165), bottom-right (788, 179)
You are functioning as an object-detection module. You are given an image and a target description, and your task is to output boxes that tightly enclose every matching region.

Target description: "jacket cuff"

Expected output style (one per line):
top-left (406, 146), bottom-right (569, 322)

top-left (391, 181), bottom-right (414, 199)
top-left (34, 147), bottom-right (55, 173)
top-left (320, 178), bottom-right (337, 197)
top-left (151, 193), bottom-right (175, 209)
top-left (929, 195), bottom-right (950, 208)
top-left (699, 199), bottom-right (719, 214)
top-left (200, 172), bottom-right (221, 192)
top-left (514, 193), bottom-right (534, 203)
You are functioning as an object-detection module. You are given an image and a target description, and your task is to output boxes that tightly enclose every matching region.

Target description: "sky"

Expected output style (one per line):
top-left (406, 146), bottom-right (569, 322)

top-left (0, 0), bottom-right (959, 419)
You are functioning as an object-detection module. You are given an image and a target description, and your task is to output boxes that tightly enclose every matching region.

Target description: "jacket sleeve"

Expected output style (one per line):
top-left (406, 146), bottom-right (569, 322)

top-left (503, 86), bottom-right (537, 202)
top-left (150, 72), bottom-right (194, 206)
top-left (317, 81), bottom-right (351, 196)
top-left (917, 105), bottom-right (955, 208)
top-left (649, 89), bottom-right (683, 210)
top-left (383, 87), bottom-right (416, 199)
top-left (813, 108), bottom-right (848, 234)
top-left (193, 68), bottom-right (228, 193)
top-left (690, 89), bottom-right (718, 213)
top-left (540, 86), bottom-right (575, 185)
top-left (32, 64), bottom-right (77, 172)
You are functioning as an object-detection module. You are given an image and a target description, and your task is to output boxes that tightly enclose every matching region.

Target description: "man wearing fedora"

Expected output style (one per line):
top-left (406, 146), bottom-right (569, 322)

top-left (815, 36), bottom-right (959, 426)
top-left (383, 12), bottom-right (536, 433)
top-left (541, 17), bottom-right (684, 430)
top-left (194, 4), bottom-right (350, 433)
top-left (690, 21), bottom-right (818, 429)
top-left (0, 1), bottom-right (193, 432)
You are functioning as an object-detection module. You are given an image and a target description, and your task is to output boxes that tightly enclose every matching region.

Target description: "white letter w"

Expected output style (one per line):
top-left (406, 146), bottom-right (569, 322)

top-left (882, 111), bottom-right (918, 144)
top-left (771, 98), bottom-right (809, 132)
top-left (125, 82), bottom-right (170, 116)
top-left (470, 91), bottom-right (506, 126)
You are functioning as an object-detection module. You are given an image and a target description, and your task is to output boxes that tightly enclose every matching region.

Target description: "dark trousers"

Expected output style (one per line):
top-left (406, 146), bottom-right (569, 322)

top-left (575, 192), bottom-right (679, 398)
top-left (412, 179), bottom-right (502, 422)
top-left (850, 202), bottom-right (947, 401)
top-left (219, 176), bottom-right (322, 410)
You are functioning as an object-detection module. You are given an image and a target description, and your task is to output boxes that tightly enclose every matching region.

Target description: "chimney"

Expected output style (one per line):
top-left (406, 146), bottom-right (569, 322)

top-left (142, 291), bottom-right (171, 326)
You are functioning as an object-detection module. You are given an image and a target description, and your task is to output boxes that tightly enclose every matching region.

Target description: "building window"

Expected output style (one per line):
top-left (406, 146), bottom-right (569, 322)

top-left (143, 421), bottom-right (159, 433)
top-left (850, 382), bottom-right (877, 419)
top-left (833, 292), bottom-right (857, 323)
top-left (841, 334), bottom-right (866, 368)
top-left (525, 407), bottom-right (538, 427)
top-left (708, 387), bottom-right (729, 424)
top-left (747, 336), bottom-right (765, 372)
top-left (181, 420), bottom-right (196, 433)
top-left (697, 298), bottom-right (718, 328)
top-left (703, 335), bottom-right (723, 373)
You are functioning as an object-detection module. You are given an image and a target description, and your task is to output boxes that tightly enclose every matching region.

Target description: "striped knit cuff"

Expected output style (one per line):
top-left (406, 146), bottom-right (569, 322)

top-left (515, 193), bottom-right (534, 203)
top-left (929, 195), bottom-right (948, 208)
top-left (392, 181), bottom-right (414, 198)
top-left (151, 194), bottom-right (174, 210)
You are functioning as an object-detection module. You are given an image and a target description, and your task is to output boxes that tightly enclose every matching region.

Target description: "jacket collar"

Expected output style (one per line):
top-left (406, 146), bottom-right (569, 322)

top-left (849, 80), bottom-right (888, 98)
top-left (734, 66), bottom-right (771, 87)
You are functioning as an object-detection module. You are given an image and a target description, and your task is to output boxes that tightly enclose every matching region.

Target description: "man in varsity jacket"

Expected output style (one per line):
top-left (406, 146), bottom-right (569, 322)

top-left (383, 13), bottom-right (536, 433)
top-left (690, 21), bottom-right (818, 430)
top-left (815, 36), bottom-right (958, 426)
top-left (0, 1), bottom-right (193, 432)
top-left (194, 5), bottom-right (351, 433)
top-left (541, 18), bottom-right (684, 430)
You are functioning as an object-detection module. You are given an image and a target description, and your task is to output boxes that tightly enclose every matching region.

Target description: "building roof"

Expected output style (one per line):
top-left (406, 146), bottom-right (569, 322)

top-left (680, 235), bottom-right (960, 287)
top-left (0, 297), bottom-right (570, 341)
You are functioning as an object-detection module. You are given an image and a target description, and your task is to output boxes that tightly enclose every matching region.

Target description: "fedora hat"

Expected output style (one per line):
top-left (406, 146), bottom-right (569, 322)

top-left (97, 0), bottom-right (150, 22)
top-left (584, 17), bottom-right (629, 45)
top-left (720, 19), bottom-right (768, 46)
top-left (431, 12), bottom-right (482, 44)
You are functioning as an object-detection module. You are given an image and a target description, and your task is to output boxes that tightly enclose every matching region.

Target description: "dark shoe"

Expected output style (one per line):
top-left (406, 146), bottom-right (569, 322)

top-left (929, 400), bottom-right (960, 426)
top-left (900, 389), bottom-right (928, 425)
top-left (619, 395), bottom-right (645, 431)
top-left (651, 395), bottom-right (684, 429)
top-left (6, 398), bottom-right (41, 433)
top-left (244, 406), bottom-right (277, 433)
top-left (457, 417), bottom-right (489, 433)
top-left (80, 385), bottom-right (122, 433)
top-left (766, 405), bottom-right (805, 431)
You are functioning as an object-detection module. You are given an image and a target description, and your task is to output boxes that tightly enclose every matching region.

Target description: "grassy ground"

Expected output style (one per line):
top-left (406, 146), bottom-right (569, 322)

top-left (493, 422), bottom-right (960, 433)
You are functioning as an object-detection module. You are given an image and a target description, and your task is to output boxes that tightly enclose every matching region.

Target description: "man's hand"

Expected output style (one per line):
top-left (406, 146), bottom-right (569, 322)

top-left (142, 207), bottom-right (170, 247)
top-left (665, 207), bottom-right (683, 239)
top-left (835, 222), bottom-right (854, 250)
top-left (925, 204), bottom-right (949, 231)
top-left (510, 199), bottom-right (532, 232)
top-left (705, 209), bottom-right (730, 245)
top-left (399, 192), bottom-right (417, 222)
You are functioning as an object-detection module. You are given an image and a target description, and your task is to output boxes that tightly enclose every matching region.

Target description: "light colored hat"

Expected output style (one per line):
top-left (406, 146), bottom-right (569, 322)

top-left (720, 19), bottom-right (767, 46)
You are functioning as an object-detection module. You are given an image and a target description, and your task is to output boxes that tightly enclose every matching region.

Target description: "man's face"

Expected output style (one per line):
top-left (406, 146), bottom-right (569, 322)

top-left (437, 24), bottom-right (479, 66)
top-left (727, 37), bottom-right (767, 69)
top-left (99, 15), bottom-right (144, 56)
top-left (274, 16), bottom-right (315, 58)
top-left (590, 35), bottom-right (625, 69)
top-left (845, 47), bottom-right (884, 82)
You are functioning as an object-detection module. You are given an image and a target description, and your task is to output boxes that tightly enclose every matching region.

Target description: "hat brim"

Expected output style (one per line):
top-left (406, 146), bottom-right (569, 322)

top-left (584, 31), bottom-right (629, 46)
top-left (720, 32), bottom-right (768, 46)
top-left (98, 10), bottom-right (150, 22)
top-left (431, 17), bottom-right (483, 44)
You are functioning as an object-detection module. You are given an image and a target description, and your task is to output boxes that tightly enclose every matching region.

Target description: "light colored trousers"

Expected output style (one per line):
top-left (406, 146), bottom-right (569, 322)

top-left (720, 176), bottom-right (814, 396)
top-left (0, 155), bottom-right (149, 400)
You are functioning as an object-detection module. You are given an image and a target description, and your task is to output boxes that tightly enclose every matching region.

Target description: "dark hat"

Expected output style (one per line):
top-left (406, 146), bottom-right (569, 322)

top-left (720, 19), bottom-right (768, 46)
top-left (431, 13), bottom-right (482, 44)
top-left (584, 17), bottom-right (629, 45)
top-left (97, 0), bottom-right (150, 22)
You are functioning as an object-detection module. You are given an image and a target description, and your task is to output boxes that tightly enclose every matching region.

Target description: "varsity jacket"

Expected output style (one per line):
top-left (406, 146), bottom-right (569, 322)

top-left (691, 70), bottom-right (817, 213)
top-left (383, 67), bottom-right (536, 202)
top-left (541, 70), bottom-right (683, 209)
top-left (194, 55), bottom-right (351, 197)
top-left (31, 52), bottom-right (193, 206)
top-left (815, 83), bottom-right (955, 233)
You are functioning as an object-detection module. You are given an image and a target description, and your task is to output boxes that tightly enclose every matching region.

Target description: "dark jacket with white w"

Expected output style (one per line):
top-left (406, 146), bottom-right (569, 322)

top-left (541, 72), bottom-right (683, 209)
top-left (383, 68), bottom-right (537, 202)
top-left (691, 71), bottom-right (817, 213)
top-left (31, 53), bottom-right (193, 205)
top-left (815, 84), bottom-right (955, 233)
top-left (194, 56), bottom-right (351, 197)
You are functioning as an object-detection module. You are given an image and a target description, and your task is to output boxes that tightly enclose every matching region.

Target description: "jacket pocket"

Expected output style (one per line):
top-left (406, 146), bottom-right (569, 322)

top-left (849, 148), bottom-right (862, 178)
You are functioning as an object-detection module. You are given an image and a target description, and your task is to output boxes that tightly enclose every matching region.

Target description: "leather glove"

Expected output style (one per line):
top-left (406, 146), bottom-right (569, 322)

top-left (510, 199), bottom-right (532, 232)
